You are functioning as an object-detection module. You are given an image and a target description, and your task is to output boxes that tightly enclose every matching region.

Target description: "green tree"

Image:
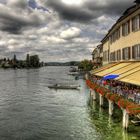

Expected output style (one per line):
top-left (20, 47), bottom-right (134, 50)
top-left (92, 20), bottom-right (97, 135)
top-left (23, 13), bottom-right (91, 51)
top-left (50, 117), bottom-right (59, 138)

top-left (13, 54), bottom-right (17, 68)
top-left (26, 54), bottom-right (30, 67)
top-left (78, 60), bottom-right (93, 71)
top-left (30, 55), bottom-right (40, 68)
top-left (13, 54), bottom-right (16, 62)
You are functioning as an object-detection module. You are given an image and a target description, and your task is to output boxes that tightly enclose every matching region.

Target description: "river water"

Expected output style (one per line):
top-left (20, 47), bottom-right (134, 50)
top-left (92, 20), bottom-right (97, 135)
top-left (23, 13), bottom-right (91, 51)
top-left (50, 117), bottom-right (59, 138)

top-left (0, 66), bottom-right (139, 140)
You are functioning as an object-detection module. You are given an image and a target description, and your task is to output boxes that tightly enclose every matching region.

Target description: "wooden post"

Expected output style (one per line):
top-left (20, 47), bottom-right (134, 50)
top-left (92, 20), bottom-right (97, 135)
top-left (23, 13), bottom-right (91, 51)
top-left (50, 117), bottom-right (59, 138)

top-left (92, 99), bottom-right (96, 110)
top-left (123, 109), bottom-right (129, 129)
top-left (85, 73), bottom-right (88, 80)
top-left (90, 89), bottom-right (92, 97)
top-left (99, 94), bottom-right (103, 106)
top-left (126, 112), bottom-right (129, 129)
top-left (108, 100), bottom-right (114, 116)
top-left (92, 90), bottom-right (96, 100)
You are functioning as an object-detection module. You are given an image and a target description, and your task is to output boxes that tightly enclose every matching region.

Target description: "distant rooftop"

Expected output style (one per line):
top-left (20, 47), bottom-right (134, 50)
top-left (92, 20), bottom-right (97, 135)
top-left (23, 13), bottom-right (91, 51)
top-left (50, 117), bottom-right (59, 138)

top-left (118, 1), bottom-right (140, 22)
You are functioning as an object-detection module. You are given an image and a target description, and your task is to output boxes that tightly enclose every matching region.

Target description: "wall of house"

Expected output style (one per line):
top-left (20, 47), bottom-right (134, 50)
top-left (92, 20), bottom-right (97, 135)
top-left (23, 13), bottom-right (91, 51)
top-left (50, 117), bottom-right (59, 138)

top-left (102, 39), bottom-right (109, 65)
top-left (104, 8), bottom-right (140, 63)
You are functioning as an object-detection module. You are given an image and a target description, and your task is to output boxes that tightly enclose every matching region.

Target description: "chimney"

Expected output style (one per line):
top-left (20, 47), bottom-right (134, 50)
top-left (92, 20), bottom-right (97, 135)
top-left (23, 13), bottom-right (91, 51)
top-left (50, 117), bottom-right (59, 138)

top-left (134, 0), bottom-right (140, 8)
top-left (134, 0), bottom-right (140, 4)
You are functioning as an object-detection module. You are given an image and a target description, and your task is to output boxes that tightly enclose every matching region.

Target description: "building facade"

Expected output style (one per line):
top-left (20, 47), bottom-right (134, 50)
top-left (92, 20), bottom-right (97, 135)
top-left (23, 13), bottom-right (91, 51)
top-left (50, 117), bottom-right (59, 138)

top-left (92, 44), bottom-right (103, 67)
top-left (101, 1), bottom-right (140, 65)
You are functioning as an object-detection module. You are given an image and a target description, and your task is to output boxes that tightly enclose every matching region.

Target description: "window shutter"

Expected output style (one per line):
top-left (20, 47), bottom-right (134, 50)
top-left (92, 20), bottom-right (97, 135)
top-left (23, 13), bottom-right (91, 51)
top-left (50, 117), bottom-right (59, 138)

top-left (122, 24), bottom-right (124, 36)
top-left (120, 50), bottom-right (121, 60)
top-left (139, 15), bottom-right (140, 29)
top-left (116, 51), bottom-right (119, 61)
top-left (122, 48), bottom-right (124, 60)
top-left (132, 18), bottom-right (134, 31)
top-left (132, 46), bottom-right (135, 59)
top-left (138, 45), bottom-right (140, 58)
top-left (128, 20), bottom-right (130, 33)
top-left (128, 47), bottom-right (131, 59)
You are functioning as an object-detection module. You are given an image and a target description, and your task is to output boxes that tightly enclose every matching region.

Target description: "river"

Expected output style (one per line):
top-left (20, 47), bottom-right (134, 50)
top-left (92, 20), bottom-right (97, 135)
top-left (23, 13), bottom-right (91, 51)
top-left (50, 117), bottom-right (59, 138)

top-left (0, 66), bottom-right (139, 140)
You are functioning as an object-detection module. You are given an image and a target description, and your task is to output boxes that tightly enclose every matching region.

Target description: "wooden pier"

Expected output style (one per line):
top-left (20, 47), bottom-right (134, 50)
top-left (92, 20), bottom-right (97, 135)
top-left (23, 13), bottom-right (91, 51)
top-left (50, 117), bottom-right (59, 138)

top-left (86, 79), bottom-right (140, 129)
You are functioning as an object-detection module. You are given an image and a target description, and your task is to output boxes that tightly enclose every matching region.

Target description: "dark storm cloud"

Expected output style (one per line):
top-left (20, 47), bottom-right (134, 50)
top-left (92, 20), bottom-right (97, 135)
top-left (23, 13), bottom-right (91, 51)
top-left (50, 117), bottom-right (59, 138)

top-left (47, 0), bottom-right (95, 22)
top-left (0, 15), bottom-right (40, 34)
top-left (0, 0), bottom-right (135, 62)
top-left (0, 1), bottom-right (43, 34)
top-left (87, 0), bottom-right (133, 15)
top-left (0, 16), bottom-right (29, 34)
top-left (46, 0), bottom-right (133, 23)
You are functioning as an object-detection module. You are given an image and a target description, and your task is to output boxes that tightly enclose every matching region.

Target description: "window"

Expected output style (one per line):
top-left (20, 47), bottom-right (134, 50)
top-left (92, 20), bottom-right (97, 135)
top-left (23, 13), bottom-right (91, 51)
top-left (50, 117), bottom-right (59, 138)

top-left (116, 50), bottom-right (121, 61)
top-left (100, 46), bottom-right (103, 53)
top-left (103, 50), bottom-right (109, 61)
top-left (122, 47), bottom-right (131, 60)
top-left (132, 15), bottom-right (140, 32)
top-left (132, 44), bottom-right (140, 59)
top-left (110, 52), bottom-right (116, 61)
top-left (110, 28), bottom-right (120, 44)
top-left (122, 21), bottom-right (130, 36)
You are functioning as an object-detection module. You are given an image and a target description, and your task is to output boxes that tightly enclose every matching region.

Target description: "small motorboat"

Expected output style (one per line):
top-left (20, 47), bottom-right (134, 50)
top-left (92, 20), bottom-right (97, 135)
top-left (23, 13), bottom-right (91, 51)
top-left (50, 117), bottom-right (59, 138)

top-left (68, 72), bottom-right (79, 76)
top-left (69, 67), bottom-right (77, 72)
top-left (48, 84), bottom-right (80, 90)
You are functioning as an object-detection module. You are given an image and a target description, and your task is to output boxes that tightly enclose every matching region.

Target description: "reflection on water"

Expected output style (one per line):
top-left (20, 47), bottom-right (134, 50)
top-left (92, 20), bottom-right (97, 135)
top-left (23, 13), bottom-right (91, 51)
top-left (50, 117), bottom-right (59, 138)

top-left (88, 97), bottom-right (140, 140)
top-left (0, 67), bottom-right (139, 140)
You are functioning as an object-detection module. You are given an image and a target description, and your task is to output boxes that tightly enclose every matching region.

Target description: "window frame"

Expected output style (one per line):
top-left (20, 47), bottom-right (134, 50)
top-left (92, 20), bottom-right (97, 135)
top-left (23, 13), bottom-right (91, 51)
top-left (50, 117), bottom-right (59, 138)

top-left (122, 47), bottom-right (131, 60)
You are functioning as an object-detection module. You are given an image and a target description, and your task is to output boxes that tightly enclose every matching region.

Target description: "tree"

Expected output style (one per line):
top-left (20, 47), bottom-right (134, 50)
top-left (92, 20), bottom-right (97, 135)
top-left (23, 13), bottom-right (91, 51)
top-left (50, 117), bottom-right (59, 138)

top-left (26, 54), bottom-right (30, 67)
top-left (13, 54), bottom-right (16, 61)
top-left (30, 55), bottom-right (40, 68)
top-left (78, 60), bottom-right (93, 71)
top-left (13, 54), bottom-right (17, 68)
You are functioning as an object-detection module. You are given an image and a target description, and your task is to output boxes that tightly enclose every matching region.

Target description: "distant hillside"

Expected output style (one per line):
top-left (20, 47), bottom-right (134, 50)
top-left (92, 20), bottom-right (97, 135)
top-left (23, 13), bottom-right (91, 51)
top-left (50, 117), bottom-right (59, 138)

top-left (45, 61), bottom-right (80, 66)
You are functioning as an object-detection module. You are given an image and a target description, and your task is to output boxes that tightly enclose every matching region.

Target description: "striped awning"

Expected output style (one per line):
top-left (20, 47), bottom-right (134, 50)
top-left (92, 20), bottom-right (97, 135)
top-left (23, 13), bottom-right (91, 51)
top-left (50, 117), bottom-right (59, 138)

top-left (94, 62), bottom-right (131, 77)
top-left (92, 62), bottom-right (140, 86)
top-left (118, 70), bottom-right (140, 86)
top-left (91, 63), bottom-right (118, 75)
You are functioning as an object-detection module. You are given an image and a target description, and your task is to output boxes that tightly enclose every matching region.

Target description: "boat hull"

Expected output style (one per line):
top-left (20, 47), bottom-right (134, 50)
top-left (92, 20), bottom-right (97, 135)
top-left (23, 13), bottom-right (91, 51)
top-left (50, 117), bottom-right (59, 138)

top-left (48, 85), bottom-right (79, 90)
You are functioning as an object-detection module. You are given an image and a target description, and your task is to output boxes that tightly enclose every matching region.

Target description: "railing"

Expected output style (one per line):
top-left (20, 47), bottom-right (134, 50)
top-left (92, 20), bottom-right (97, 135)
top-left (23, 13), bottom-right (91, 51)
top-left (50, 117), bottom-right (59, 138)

top-left (86, 79), bottom-right (140, 115)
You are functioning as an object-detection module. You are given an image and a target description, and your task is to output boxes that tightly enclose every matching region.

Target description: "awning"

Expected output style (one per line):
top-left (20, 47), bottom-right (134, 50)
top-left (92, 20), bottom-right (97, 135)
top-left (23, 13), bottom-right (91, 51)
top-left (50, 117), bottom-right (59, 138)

top-left (116, 62), bottom-right (140, 80)
top-left (91, 63), bottom-right (118, 75)
top-left (110, 62), bottom-right (140, 76)
top-left (94, 62), bottom-right (131, 77)
top-left (118, 70), bottom-right (140, 86)
top-left (92, 61), bottom-right (140, 86)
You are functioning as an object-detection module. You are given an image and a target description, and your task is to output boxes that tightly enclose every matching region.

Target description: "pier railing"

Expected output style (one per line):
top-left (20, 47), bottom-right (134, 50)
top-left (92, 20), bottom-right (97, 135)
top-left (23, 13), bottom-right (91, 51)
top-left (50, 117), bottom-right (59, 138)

top-left (86, 79), bottom-right (140, 115)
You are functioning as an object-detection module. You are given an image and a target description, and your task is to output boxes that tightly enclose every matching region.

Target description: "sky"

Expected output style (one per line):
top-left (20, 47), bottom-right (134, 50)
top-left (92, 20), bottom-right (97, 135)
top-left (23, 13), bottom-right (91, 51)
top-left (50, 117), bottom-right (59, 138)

top-left (0, 0), bottom-right (133, 62)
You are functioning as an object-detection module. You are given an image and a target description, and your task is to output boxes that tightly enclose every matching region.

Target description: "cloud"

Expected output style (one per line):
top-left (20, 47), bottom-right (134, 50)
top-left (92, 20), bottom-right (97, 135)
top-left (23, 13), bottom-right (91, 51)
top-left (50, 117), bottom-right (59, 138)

top-left (8, 39), bottom-right (19, 45)
top-left (41, 36), bottom-right (66, 44)
top-left (7, 0), bottom-right (27, 9)
top-left (60, 27), bottom-right (81, 39)
top-left (0, 0), bottom-right (136, 62)
top-left (0, 0), bottom-right (50, 34)
top-left (46, 0), bottom-right (94, 22)
top-left (46, 0), bottom-right (133, 23)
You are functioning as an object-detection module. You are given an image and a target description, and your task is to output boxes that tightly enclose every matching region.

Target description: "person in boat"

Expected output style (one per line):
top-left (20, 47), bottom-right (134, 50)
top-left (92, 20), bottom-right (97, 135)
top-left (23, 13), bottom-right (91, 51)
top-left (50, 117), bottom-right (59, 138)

top-left (54, 84), bottom-right (58, 87)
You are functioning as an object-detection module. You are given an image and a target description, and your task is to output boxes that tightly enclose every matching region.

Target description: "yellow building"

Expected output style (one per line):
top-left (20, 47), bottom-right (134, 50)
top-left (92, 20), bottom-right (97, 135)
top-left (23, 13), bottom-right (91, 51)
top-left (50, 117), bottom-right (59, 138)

top-left (92, 44), bottom-right (103, 67)
top-left (102, 1), bottom-right (140, 65)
